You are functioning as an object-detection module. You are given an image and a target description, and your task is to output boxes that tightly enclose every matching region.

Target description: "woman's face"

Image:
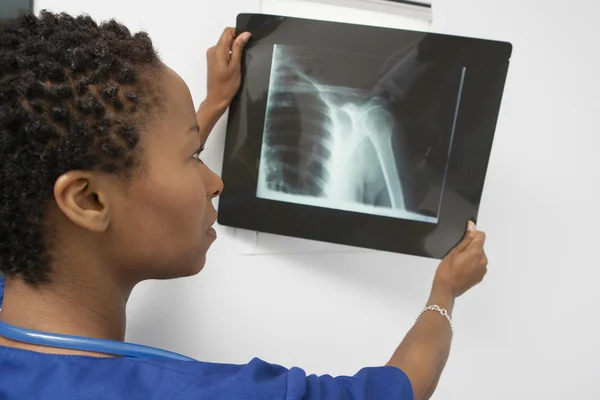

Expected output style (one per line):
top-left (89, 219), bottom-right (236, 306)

top-left (104, 66), bottom-right (223, 281)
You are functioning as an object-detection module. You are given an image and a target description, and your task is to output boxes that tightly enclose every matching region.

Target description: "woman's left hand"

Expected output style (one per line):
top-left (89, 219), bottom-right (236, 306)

top-left (205, 27), bottom-right (251, 112)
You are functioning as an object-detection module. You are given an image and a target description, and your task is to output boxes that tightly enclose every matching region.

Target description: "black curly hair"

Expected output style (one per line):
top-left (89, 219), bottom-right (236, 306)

top-left (0, 11), bottom-right (162, 284)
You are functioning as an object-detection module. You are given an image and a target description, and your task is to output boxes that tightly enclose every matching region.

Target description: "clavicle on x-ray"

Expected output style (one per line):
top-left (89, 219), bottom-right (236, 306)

top-left (257, 45), bottom-right (464, 224)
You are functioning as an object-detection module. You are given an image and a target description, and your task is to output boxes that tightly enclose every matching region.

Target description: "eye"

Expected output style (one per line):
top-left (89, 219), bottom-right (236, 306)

top-left (192, 144), bottom-right (205, 163)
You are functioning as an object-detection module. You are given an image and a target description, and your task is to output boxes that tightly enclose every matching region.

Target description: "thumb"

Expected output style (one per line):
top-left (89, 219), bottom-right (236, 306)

top-left (230, 32), bottom-right (251, 65)
top-left (453, 221), bottom-right (478, 253)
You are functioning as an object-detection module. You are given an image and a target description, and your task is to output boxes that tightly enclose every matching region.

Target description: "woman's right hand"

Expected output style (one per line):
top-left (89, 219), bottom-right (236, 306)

top-left (205, 27), bottom-right (251, 112)
top-left (433, 221), bottom-right (488, 298)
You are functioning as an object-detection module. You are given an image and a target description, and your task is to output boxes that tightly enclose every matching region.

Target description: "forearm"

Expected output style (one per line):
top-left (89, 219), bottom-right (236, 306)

top-left (196, 98), bottom-right (228, 138)
top-left (386, 283), bottom-right (455, 400)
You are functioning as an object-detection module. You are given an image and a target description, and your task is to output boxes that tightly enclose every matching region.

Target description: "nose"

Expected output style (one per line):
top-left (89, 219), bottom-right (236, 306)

top-left (208, 169), bottom-right (224, 199)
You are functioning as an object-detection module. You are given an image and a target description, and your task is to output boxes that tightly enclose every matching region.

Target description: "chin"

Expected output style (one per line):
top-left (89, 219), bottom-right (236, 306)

top-left (185, 255), bottom-right (207, 277)
top-left (178, 238), bottom-right (213, 278)
top-left (152, 255), bottom-right (207, 280)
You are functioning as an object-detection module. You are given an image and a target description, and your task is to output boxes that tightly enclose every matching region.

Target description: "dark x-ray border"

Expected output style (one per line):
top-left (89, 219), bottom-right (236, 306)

top-left (218, 13), bottom-right (512, 260)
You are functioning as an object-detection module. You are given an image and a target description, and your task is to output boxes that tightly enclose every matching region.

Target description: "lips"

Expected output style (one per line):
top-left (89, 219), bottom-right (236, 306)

top-left (206, 213), bottom-right (218, 238)
top-left (206, 227), bottom-right (217, 238)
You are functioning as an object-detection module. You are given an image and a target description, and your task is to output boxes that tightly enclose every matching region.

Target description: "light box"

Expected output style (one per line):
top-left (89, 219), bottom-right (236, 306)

top-left (218, 13), bottom-right (512, 259)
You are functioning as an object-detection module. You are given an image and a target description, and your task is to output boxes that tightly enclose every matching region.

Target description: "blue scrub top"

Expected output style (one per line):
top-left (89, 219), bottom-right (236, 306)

top-left (0, 347), bottom-right (413, 399)
top-left (0, 276), bottom-right (4, 305)
top-left (0, 277), bottom-right (413, 399)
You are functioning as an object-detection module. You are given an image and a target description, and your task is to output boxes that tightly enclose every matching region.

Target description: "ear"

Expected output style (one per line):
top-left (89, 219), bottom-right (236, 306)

top-left (53, 171), bottom-right (111, 232)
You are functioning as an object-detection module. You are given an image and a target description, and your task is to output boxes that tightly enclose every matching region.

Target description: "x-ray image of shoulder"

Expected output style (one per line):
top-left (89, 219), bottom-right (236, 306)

top-left (256, 44), bottom-right (466, 223)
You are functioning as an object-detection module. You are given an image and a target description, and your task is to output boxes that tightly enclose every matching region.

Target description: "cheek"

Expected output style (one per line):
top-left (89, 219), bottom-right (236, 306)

top-left (150, 172), bottom-right (208, 235)
top-left (116, 171), bottom-right (209, 266)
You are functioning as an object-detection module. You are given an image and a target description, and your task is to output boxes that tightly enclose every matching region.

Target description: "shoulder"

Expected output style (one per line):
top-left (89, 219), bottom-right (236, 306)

top-left (0, 347), bottom-right (287, 399)
top-left (145, 357), bottom-right (290, 398)
top-left (171, 358), bottom-right (413, 400)
top-left (0, 346), bottom-right (413, 399)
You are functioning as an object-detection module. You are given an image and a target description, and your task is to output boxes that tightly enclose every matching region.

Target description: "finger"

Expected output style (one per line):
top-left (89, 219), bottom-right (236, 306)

top-left (453, 220), bottom-right (478, 253)
top-left (463, 232), bottom-right (487, 260)
top-left (473, 231), bottom-right (487, 246)
top-left (478, 268), bottom-right (487, 284)
top-left (216, 27), bottom-right (236, 50)
top-left (206, 45), bottom-right (215, 59)
top-left (230, 32), bottom-right (251, 66)
top-left (481, 265), bottom-right (488, 280)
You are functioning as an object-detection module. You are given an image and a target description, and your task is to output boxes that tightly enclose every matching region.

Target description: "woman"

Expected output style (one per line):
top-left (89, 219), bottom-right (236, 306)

top-left (0, 11), bottom-right (488, 400)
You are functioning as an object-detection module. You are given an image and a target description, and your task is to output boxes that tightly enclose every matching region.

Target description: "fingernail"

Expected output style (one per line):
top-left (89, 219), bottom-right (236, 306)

top-left (241, 32), bottom-right (252, 41)
top-left (467, 221), bottom-right (476, 232)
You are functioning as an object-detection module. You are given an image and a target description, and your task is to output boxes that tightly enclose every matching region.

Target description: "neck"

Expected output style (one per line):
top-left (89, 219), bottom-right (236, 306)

top-left (0, 271), bottom-right (133, 346)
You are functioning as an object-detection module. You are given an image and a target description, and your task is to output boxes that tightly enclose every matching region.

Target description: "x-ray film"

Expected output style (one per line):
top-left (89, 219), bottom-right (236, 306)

top-left (257, 45), bottom-right (465, 224)
top-left (219, 14), bottom-right (512, 259)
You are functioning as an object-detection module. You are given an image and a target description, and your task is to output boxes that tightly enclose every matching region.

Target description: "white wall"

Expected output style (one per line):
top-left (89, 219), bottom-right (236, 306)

top-left (35, 0), bottom-right (600, 398)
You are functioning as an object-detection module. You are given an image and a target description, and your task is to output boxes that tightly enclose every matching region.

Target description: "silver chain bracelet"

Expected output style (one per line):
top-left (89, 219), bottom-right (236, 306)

top-left (415, 305), bottom-right (454, 334)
